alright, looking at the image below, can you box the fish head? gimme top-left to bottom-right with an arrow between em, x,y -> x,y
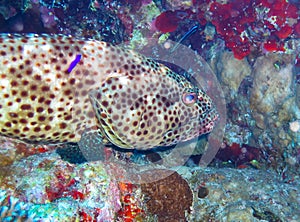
89,58 -> 218,150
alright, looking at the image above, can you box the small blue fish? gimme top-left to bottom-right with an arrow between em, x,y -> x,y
171,25 -> 199,52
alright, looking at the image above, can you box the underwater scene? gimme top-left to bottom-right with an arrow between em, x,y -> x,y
0,0 -> 299,221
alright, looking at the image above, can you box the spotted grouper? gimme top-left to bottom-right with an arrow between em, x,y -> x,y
0,33 -> 218,152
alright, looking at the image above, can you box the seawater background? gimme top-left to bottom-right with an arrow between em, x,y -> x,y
0,0 -> 299,221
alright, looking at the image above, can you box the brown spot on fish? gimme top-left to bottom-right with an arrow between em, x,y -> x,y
9,67 -> 16,73
59,122 -> 67,129
38,116 -> 46,121
20,91 -> 28,97
13,129 -> 20,134
44,100 -> 51,105
45,125 -> 51,131
41,86 -> 50,92
5,122 -> 12,127
20,104 -> 31,110
34,127 -> 41,132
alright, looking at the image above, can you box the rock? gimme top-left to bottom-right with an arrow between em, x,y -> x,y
247,53 -> 300,164
252,112 -> 265,129
216,51 -> 252,102
250,53 -> 294,115
225,204 -> 255,222
186,167 -> 299,221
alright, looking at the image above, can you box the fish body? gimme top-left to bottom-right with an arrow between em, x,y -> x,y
0,34 -> 217,150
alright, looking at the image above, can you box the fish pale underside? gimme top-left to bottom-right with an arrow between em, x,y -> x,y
0,33 -> 218,154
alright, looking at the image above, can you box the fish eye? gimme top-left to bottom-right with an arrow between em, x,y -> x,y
182,92 -> 197,105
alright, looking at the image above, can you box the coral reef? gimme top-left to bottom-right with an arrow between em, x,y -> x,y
0,151 -> 120,221
208,51 -> 300,175
183,166 -> 300,221
153,0 -> 300,59
0,147 -> 299,221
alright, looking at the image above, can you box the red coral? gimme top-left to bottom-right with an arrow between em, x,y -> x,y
209,0 -> 299,59
79,210 -> 93,222
79,208 -> 102,222
226,36 -> 251,59
274,25 -> 293,39
263,39 -> 279,52
210,2 -> 232,22
46,178 -> 77,202
117,182 -> 144,221
154,9 -> 192,33
154,11 -> 179,33
263,37 -> 285,52
266,0 -> 298,19
15,143 -> 55,157
68,190 -> 85,200
45,166 -> 87,202
216,142 -> 261,167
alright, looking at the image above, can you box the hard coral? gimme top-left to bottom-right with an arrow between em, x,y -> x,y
0,189 -> 33,221
140,169 -> 192,222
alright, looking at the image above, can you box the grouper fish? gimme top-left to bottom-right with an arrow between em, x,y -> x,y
0,33 -> 218,151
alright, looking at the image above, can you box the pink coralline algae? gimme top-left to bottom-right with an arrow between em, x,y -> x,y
154,0 -> 300,59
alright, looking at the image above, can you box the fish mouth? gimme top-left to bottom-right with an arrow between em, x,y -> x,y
198,108 -> 218,134
166,107 -> 218,143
